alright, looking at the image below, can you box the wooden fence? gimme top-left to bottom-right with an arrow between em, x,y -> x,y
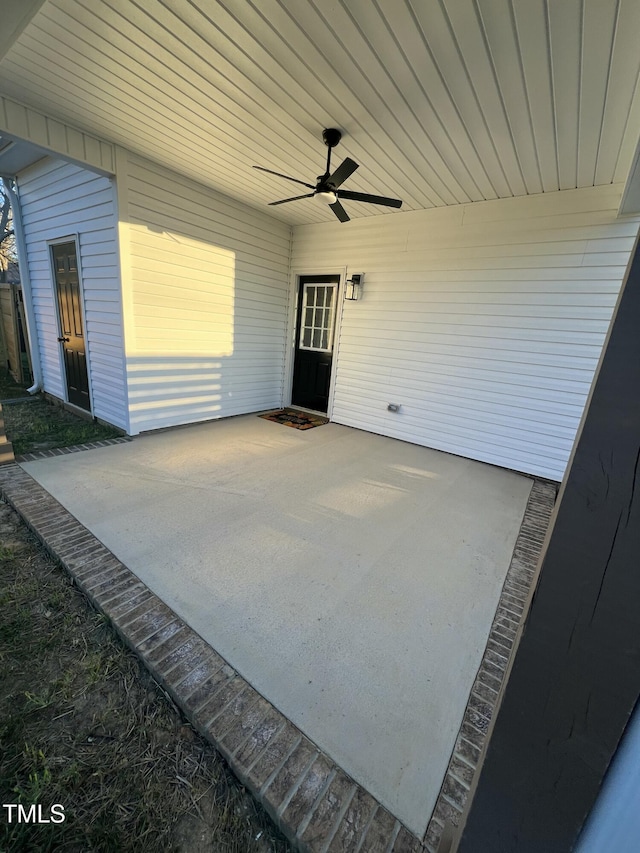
0,283 -> 31,383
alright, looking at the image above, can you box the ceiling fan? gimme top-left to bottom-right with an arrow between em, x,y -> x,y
253,128 -> 403,222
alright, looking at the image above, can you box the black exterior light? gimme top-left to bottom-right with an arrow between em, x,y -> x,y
345,273 -> 363,300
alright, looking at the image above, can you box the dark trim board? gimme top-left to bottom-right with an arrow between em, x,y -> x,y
458,232 -> 640,853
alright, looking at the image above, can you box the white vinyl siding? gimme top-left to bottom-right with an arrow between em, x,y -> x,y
291,185 -> 640,481
16,158 -> 127,429
118,152 -> 291,433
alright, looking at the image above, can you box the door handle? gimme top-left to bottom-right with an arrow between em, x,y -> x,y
57,336 -> 70,342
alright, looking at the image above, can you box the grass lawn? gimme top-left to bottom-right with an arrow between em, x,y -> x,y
0,368 -> 31,400
0,500 -> 292,852
2,395 -> 123,456
1,368 -> 124,456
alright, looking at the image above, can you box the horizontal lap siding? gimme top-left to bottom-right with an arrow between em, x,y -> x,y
17,159 -> 127,429
291,185 -> 639,480
121,153 -> 291,432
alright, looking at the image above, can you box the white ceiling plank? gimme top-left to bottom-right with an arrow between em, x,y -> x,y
28,1 -> 340,221
322,0 -> 477,203
441,0 -> 527,197
0,0 -> 638,220
407,0 -> 513,199
30,7 -> 292,165
206,2 -> 422,213
87,0 -> 325,180
149,0 -> 338,168
512,0 -> 559,192
429,0 -> 514,197
356,0 -> 489,202
0,0 -> 47,62
272,0 -> 462,205
475,0 -> 543,195
214,0 -> 441,208
50,0 -> 345,223
578,0 -> 619,188
547,0 -> 581,190
595,0 -> 640,185
6,36 -> 282,207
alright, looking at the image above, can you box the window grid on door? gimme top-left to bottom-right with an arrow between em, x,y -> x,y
299,283 -> 337,352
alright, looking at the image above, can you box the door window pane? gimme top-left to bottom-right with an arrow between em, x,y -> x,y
299,283 -> 337,352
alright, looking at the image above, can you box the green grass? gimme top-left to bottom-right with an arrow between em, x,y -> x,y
0,500 -> 292,853
2,396 -> 122,455
0,368 -> 31,400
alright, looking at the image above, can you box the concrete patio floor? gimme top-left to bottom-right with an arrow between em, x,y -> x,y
21,415 -> 534,837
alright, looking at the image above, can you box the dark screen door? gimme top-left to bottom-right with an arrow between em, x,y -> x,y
291,275 -> 340,413
52,242 -> 90,411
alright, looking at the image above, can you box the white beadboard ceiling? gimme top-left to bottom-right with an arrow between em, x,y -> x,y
1,0 -> 640,225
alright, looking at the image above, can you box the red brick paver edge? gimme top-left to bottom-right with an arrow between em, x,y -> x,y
0,462 -> 421,853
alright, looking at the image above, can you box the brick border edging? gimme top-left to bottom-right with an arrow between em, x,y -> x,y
423,479 -> 557,852
15,436 -> 131,462
0,463 -> 422,853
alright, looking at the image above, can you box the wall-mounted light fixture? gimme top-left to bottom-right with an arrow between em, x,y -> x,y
345,273 -> 363,301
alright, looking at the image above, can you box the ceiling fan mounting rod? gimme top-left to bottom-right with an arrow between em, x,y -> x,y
322,127 -> 341,178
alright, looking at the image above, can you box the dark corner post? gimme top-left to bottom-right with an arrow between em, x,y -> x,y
456,230 -> 640,853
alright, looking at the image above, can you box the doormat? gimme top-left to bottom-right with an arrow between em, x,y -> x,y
258,408 -> 328,430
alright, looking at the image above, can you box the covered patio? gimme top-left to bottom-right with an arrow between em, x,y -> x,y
12,414 -> 554,845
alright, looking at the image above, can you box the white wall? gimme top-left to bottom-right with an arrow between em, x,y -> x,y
17,158 -> 127,429
116,151 -> 292,433
291,186 -> 639,480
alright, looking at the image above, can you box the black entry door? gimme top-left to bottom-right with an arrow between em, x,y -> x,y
291,275 -> 340,413
52,242 -> 91,411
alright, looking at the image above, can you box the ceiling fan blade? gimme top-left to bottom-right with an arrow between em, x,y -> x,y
253,166 -> 315,189
329,199 -> 350,222
328,157 -> 359,189
268,193 -> 315,206
337,189 -> 403,208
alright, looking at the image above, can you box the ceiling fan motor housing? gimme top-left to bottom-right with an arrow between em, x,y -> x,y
322,128 -> 342,148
